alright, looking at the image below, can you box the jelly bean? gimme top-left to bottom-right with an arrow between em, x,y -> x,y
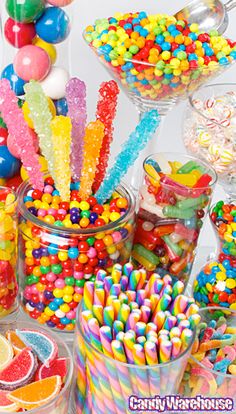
176,194 -> 208,210
163,205 -> 195,219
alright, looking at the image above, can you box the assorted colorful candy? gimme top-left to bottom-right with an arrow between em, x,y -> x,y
75,262 -> 201,413
0,188 -> 18,318
132,154 -> 215,285
19,177 -> 135,331
184,89 -> 236,179
180,309 -> 236,400
0,328 -> 70,411
84,12 -> 236,103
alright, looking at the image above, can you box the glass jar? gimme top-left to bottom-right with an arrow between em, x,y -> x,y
180,307 -> 236,409
0,319 -> 73,414
72,302 -> 196,414
17,180 -> 136,332
131,152 -> 217,287
183,83 -> 236,200
0,186 -> 18,319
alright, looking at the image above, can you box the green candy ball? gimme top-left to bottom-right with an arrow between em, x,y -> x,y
6,0 -> 45,23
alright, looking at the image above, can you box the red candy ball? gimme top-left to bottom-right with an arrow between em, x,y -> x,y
4,18 -> 36,48
0,128 -> 8,146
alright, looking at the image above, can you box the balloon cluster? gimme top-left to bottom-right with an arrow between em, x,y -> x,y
0,0 -> 73,183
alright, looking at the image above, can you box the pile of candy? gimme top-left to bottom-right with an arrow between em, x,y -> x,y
0,188 -> 18,318
184,90 -> 236,177
84,12 -> 236,102
19,177 -> 135,331
132,154 -> 215,285
76,262 -> 200,413
180,309 -> 236,399
0,328 -> 70,411
193,200 -> 236,308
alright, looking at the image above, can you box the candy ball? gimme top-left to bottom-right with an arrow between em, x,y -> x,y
0,146 -> 20,178
7,129 -> 39,159
1,64 -> 25,96
47,0 -> 74,6
35,7 -> 70,44
22,97 -> 56,129
6,0 -> 45,24
21,155 -> 48,181
33,37 -> 57,64
54,98 -> 68,115
4,18 -> 36,48
0,128 -> 8,146
6,174 -> 23,191
13,45 -> 51,81
39,67 -> 69,100
0,178 -> 6,186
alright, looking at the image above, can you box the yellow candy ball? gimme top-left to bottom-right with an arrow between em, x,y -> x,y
60,303 -> 70,313
21,156 -> 48,181
34,37 -> 57,64
58,251 -> 68,262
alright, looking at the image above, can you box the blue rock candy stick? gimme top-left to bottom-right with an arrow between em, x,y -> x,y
95,110 -> 160,204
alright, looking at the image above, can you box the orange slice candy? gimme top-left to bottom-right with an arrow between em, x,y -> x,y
6,331 -> 26,355
8,375 -> 62,410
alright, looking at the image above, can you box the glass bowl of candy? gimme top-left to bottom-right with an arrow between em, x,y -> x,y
83,12 -> 236,114
180,307 -> 236,407
17,176 -> 136,333
184,83 -> 236,199
131,152 -> 217,287
0,319 -> 73,413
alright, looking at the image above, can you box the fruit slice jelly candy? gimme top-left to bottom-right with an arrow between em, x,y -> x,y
6,331 -> 26,355
0,390 -> 18,412
0,348 -> 38,390
0,334 -> 13,370
8,375 -> 62,410
16,329 -> 58,367
36,357 -> 68,381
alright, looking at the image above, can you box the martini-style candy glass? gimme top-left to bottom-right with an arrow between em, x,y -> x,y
83,13 -> 236,191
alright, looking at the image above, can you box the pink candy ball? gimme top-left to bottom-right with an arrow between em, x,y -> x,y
13,45 -> 51,81
46,0 -> 74,6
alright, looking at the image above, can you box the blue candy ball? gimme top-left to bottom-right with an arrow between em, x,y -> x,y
54,97 -> 68,115
1,64 -> 26,96
35,7 -> 70,44
0,146 -> 20,178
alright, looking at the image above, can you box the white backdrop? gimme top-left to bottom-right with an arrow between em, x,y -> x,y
69,0 -> 236,253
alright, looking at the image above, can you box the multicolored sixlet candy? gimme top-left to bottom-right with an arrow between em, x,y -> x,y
84,12 -> 236,103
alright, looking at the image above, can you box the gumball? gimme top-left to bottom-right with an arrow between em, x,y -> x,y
0,146 -> 20,178
13,45 -> 51,81
33,37 -> 57,64
22,97 -> 56,129
21,155 -> 48,181
7,129 -> 39,158
1,64 -> 25,96
4,18 -> 36,48
5,175 -> 23,191
6,0 -> 45,24
54,98 -> 68,115
0,178 -> 6,186
40,67 -> 69,100
0,128 -> 8,146
35,7 -> 70,44
47,0 -> 74,6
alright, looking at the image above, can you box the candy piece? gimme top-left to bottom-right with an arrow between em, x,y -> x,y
14,45 -> 51,82
0,390 -> 18,412
35,357 -> 67,380
4,18 -> 36,48
8,375 -> 62,410
16,329 -> 58,367
66,78 -> 87,181
40,67 -> 70,100
0,335 -> 13,370
35,7 -> 70,44
24,81 -> 54,176
93,80 -> 119,192
0,348 -> 37,390
6,0 -> 45,23
5,331 -> 26,355
50,116 -> 72,201
0,79 -> 44,190
79,121 -> 105,200
95,110 -> 160,204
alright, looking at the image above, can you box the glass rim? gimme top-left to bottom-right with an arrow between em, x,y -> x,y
188,82 -> 236,127
17,176 -> 136,236
76,301 -> 196,370
143,152 -> 218,189
0,320 -> 74,413
190,306 -> 236,379
0,186 -> 17,209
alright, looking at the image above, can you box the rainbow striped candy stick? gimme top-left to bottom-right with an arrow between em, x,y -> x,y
133,344 -> 150,398
144,341 -> 160,397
